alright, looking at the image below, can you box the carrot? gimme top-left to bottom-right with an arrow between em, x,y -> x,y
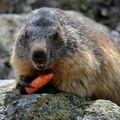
25,73 -> 54,94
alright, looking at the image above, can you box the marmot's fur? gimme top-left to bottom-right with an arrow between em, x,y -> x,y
11,7 -> 120,105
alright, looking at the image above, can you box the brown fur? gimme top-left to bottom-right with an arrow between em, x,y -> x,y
11,8 -> 120,105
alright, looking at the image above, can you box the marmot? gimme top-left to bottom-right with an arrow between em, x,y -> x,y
11,7 -> 120,105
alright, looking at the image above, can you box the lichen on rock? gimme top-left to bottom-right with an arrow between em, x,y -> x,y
0,80 -> 120,120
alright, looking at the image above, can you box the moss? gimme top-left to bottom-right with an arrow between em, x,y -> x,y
36,94 -> 70,109
82,100 -> 120,120
43,109 -> 68,120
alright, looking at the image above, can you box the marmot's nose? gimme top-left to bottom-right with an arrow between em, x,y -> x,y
32,50 -> 47,64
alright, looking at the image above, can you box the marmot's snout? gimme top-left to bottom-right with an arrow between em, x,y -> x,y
32,50 -> 48,70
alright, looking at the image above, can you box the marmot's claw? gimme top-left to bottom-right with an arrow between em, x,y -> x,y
20,75 -> 35,83
18,80 -> 30,87
16,75 -> 35,94
16,83 -> 28,95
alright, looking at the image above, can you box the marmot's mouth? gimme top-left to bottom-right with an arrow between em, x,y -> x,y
37,64 -> 46,70
33,61 -> 56,73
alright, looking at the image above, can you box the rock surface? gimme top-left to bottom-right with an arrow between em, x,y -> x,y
0,14 -> 26,79
0,80 -> 120,120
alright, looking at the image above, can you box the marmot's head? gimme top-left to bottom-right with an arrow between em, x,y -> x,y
16,8 -> 78,70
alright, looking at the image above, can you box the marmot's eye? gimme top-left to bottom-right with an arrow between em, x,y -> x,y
24,31 -> 29,39
50,32 -> 64,49
53,32 -> 59,40
19,30 -> 28,46
50,32 -> 59,41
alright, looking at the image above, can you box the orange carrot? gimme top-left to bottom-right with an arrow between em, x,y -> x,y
25,73 -> 54,94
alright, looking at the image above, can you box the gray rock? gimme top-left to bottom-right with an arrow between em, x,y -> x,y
0,14 -> 26,79
0,0 -> 31,13
0,80 -> 120,120
110,30 -> 120,48
0,14 -> 26,50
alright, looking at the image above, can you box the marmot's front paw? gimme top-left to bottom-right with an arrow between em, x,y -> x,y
16,75 -> 36,94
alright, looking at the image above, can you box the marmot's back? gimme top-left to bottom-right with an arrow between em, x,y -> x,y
11,7 -> 120,105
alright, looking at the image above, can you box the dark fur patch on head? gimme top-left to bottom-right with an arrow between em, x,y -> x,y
27,8 -> 60,38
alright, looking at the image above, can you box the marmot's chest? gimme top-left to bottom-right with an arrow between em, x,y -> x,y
50,63 -> 83,94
